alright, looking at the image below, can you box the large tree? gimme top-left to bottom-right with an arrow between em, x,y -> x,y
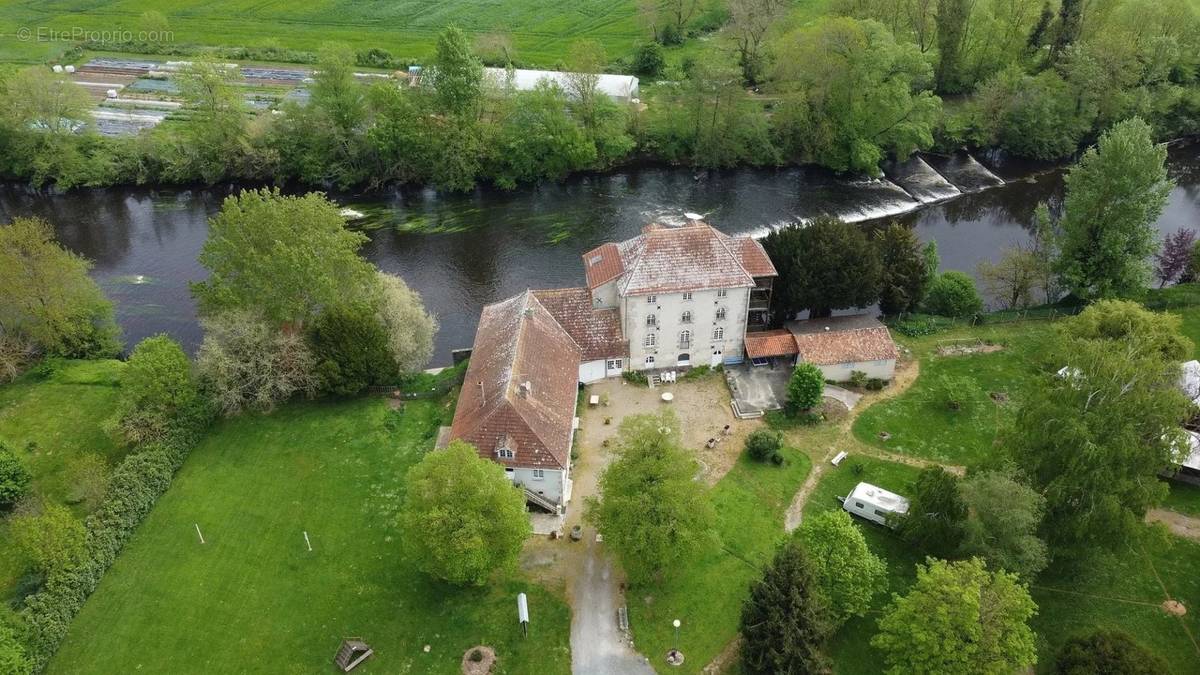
399,441 -> 530,585
1,68 -> 92,135
728,0 -> 788,84
898,466 -> 968,558
1058,299 -> 1192,362
428,26 -> 483,117
762,218 -> 881,320
935,0 -> 972,93
875,223 -> 929,315
959,468 -> 1048,579
872,558 -> 1037,675
375,272 -> 437,373
196,310 -> 319,416
1006,306 -> 1192,554
309,303 -> 394,397
1054,630 -> 1168,675
797,509 -> 886,626
740,540 -> 832,674
0,217 -> 120,358
773,17 -> 941,174
192,188 -> 376,329
172,59 -> 246,184
587,412 -> 715,584
1056,118 -> 1173,300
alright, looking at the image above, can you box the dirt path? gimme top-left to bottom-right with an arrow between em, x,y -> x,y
1147,508 -> 1200,542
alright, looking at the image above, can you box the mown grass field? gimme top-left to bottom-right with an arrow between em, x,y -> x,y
0,0 -> 645,65
49,396 -> 571,674
0,359 -> 126,605
853,321 -> 1052,467
628,444 -> 812,674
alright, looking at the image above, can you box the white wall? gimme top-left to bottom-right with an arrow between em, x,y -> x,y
579,360 -> 606,383
592,280 -> 619,309
814,359 -> 896,383
509,467 -> 568,505
625,287 -> 750,370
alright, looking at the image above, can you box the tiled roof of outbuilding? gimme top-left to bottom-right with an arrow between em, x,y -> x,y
787,315 -> 899,366
532,287 -> 627,361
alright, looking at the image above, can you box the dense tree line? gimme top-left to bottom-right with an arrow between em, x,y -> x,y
6,0 -> 1195,193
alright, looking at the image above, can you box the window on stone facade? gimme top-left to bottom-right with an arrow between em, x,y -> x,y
644,334 -> 656,347
681,310 -> 692,324
645,355 -> 656,367
679,330 -> 692,347
647,313 -> 656,327
647,295 -> 657,303
712,327 -> 724,341
682,292 -> 693,301
717,289 -> 727,298
533,469 -> 545,480
715,307 -> 727,321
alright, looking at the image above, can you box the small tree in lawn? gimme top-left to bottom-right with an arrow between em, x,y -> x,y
588,412 -> 715,584
399,441 -> 530,586
924,271 -> 983,318
740,540 -> 832,674
9,500 -> 86,577
1154,228 -> 1196,287
788,362 -> 824,412
0,442 -> 31,509
872,557 -> 1037,675
1054,630 -> 1167,675
933,374 -> 982,412
797,510 -> 886,627
897,466 -> 968,558
0,620 -> 31,675
111,334 -> 197,444
744,429 -> 782,462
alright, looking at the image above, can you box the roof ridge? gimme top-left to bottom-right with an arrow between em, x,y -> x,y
710,224 -> 756,284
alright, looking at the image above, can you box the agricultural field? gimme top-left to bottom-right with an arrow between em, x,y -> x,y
0,0 -> 647,66
0,359 -> 126,606
48,396 -> 571,674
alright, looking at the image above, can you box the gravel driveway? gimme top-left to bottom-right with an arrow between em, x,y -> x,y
570,533 -> 655,675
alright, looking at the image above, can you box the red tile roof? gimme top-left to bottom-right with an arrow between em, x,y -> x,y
744,330 -> 799,359
582,242 -> 625,288
532,287 -> 627,361
788,315 -> 899,365
583,221 -> 776,296
449,292 -> 581,471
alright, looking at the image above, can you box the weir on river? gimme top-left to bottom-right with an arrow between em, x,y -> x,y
1,141 -> 1197,364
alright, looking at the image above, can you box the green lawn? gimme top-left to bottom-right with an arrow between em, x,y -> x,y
0,1 -> 645,66
0,359 -> 126,604
49,396 -> 571,674
627,445 -> 812,674
1163,479 -> 1200,517
853,323 -> 1051,467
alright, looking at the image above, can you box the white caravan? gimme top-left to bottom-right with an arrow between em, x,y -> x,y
842,482 -> 910,527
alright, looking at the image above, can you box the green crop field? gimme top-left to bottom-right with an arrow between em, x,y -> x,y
0,0 -> 645,65
48,396 -> 571,674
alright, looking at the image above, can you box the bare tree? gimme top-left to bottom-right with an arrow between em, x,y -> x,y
637,0 -> 661,42
729,0 -> 788,84
665,0 -> 702,32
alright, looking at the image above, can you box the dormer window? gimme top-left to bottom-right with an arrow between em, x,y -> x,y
496,435 -> 516,459
681,310 -> 692,324
682,292 -> 693,301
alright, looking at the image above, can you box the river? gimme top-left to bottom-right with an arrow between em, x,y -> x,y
2,142 -> 1198,366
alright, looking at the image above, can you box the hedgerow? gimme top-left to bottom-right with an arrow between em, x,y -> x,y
17,400 -> 214,671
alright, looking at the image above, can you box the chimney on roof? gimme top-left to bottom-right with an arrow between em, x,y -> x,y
519,380 -> 533,399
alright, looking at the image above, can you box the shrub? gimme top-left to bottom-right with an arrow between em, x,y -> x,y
0,443 -> 32,508
848,370 -> 867,389
31,357 -> 64,381
112,334 -> 196,444
788,363 -> 825,412
196,310 -> 318,416
64,453 -> 109,510
1054,630 -> 1167,675
622,370 -> 649,386
865,378 -> 885,391
632,43 -> 665,77
933,374 -> 982,411
8,500 -> 86,576
0,620 -> 31,675
897,467 -> 968,557
745,429 -> 782,462
924,271 -> 983,318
